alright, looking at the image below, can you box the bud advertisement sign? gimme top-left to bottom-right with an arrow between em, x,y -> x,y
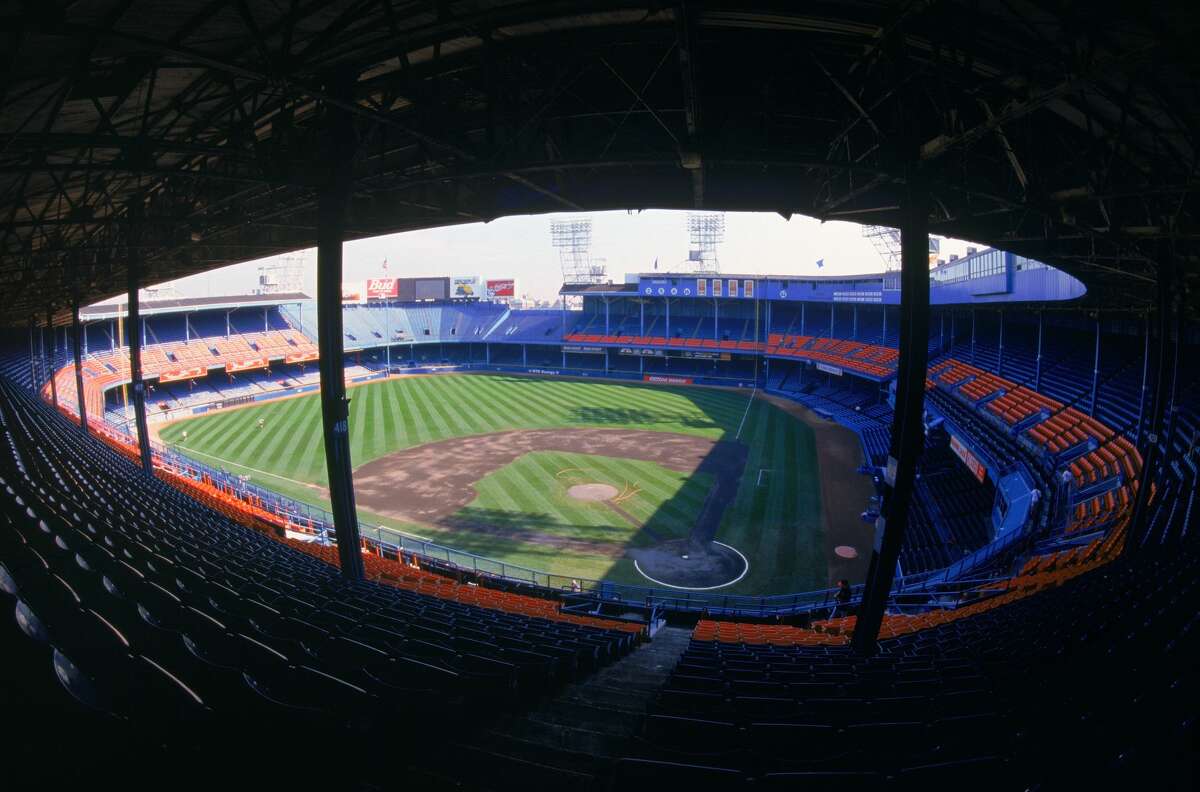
452,276 -> 481,298
365,278 -> 398,299
486,278 -> 516,298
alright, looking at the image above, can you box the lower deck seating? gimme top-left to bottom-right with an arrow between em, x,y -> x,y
0,377 -> 640,757
641,518 -> 1194,788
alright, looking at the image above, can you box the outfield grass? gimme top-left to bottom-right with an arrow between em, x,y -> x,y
159,374 -> 826,593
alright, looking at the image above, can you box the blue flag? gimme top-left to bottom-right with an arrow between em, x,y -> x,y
816,258 -> 824,269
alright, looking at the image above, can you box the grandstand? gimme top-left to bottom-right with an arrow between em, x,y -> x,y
1,3 -> 1196,790
11,250 -> 1195,787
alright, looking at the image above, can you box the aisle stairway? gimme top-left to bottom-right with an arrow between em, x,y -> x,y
425,626 -> 694,790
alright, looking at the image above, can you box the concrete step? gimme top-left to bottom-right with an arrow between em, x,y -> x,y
499,715 -> 626,757
441,623 -> 696,787
530,698 -> 641,737
472,729 -> 609,775
558,682 -> 649,713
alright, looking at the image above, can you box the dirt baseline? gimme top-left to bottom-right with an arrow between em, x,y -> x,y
349,428 -> 748,558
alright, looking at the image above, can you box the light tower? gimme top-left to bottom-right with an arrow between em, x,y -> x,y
256,251 -> 307,295
863,225 -> 940,290
686,212 -> 725,273
551,217 -> 604,284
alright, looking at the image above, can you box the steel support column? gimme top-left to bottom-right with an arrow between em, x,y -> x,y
997,310 -> 1004,378
1035,311 -> 1044,391
1162,303 -> 1183,468
851,174 -> 929,655
1090,315 -> 1101,416
315,70 -> 364,581
28,316 -> 37,388
970,308 -> 976,364
46,307 -> 58,409
1136,314 -> 1150,444
71,296 -> 87,434
127,239 -> 153,473
1127,253 -> 1174,551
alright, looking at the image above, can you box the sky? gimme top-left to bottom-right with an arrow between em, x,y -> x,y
138,210 -> 980,303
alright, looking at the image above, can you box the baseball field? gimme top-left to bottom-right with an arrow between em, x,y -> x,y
156,374 -> 873,594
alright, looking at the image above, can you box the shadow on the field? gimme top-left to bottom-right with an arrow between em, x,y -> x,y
441,506 -> 671,547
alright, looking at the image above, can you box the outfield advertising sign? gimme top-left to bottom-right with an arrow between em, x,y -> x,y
619,347 -> 665,357
563,345 -> 606,354
451,276 -> 481,298
365,278 -> 398,299
341,282 -> 363,303
486,278 -> 515,297
644,374 -> 693,385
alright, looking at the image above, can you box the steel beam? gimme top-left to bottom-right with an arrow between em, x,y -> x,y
46,306 -> 58,409
1090,315 -> 1101,416
852,171 -> 929,655
997,310 -> 1004,378
28,316 -> 37,389
1035,311 -> 1044,391
1136,313 -> 1150,445
71,296 -> 87,434
1126,252 -> 1174,550
126,241 -> 153,473
315,70 -> 365,581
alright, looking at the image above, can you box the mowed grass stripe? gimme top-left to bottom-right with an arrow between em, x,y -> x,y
250,396 -> 313,472
163,374 -> 829,593
460,376 -> 528,425
381,375 -> 409,448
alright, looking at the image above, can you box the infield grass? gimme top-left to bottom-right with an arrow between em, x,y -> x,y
158,374 -> 828,593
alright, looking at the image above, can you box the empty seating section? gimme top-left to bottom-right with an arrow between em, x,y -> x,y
0,377 -> 642,740
493,309 -> 567,342
767,335 -> 898,379
561,330 -> 900,380
43,329 -> 319,423
641,506 -> 1196,787
929,358 -> 1143,536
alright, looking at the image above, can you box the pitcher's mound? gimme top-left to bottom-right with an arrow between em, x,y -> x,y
568,483 -> 619,502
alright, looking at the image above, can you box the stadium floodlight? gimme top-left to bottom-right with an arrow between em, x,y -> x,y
863,225 -> 943,290
686,212 -> 725,273
551,217 -> 605,284
255,251 -> 307,295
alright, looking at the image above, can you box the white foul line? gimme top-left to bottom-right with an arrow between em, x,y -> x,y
734,386 -> 757,441
171,444 -> 314,490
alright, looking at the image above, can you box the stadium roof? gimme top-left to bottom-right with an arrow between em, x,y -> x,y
81,291 -> 310,318
2,1 -> 1196,326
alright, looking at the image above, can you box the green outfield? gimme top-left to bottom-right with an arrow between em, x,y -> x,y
158,374 -> 826,593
